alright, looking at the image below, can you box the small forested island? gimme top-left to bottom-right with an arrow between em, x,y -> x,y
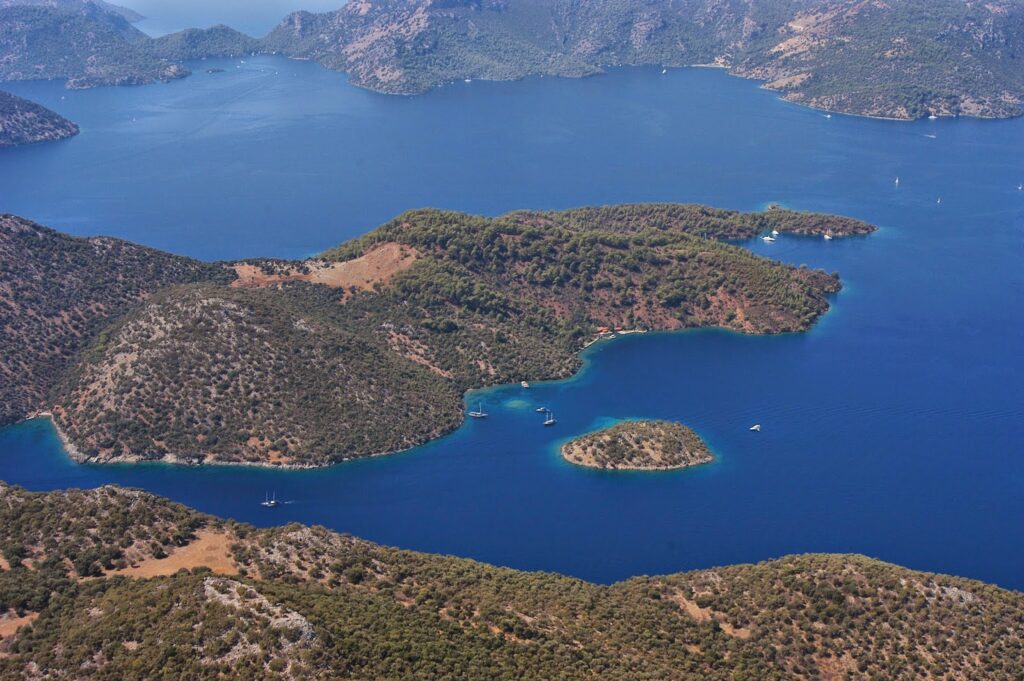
0,483 -> 1021,679
1,204 -> 875,467
0,91 -> 78,147
1,0 -> 1023,119
562,420 -> 713,471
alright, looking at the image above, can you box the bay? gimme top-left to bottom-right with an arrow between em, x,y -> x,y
1,62 -> 1022,588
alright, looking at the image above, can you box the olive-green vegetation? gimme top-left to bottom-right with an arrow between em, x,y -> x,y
0,4 -> 187,88
562,419 -> 713,471
261,0 -> 1024,120
0,483 -> 1021,680
46,204 -> 860,466
151,24 -> 260,61
0,0 -> 143,23
505,203 -> 877,240
0,215 -> 230,428
0,90 -> 78,147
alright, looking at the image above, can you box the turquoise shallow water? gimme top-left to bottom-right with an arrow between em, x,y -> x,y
1,61 -> 1022,587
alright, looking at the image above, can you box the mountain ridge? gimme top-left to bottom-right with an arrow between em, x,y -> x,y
2,0 -> 1023,119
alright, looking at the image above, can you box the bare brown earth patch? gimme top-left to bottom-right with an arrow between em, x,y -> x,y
106,529 -> 238,579
231,242 -> 419,297
672,592 -> 752,640
0,611 -> 37,638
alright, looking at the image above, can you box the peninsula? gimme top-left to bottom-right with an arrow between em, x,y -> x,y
562,420 -> 713,471
0,91 -> 78,147
1,0 -> 1023,120
0,482 -> 1021,679
1,204 -> 875,467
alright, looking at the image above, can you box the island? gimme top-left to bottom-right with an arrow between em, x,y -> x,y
0,482 -> 1021,679
1,0 -> 1023,120
1,203 -> 875,467
562,420 -> 713,471
0,91 -> 79,147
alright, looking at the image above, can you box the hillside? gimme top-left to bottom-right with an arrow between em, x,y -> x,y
0,0 -> 144,23
0,4 -> 186,88
0,483 -> 1020,679
0,91 -> 78,147
151,25 -> 260,61
262,0 -> 1024,120
0,215 -> 228,428
41,205 -> 871,467
561,420 -> 714,471
2,0 -> 1021,119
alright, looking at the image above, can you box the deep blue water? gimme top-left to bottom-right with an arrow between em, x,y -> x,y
1,61 -> 1022,588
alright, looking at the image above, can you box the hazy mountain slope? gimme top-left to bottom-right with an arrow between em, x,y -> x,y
0,4 -> 186,87
263,0 -> 1024,119
0,90 -> 78,146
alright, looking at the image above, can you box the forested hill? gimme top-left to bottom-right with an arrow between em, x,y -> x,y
2,204 -> 873,467
0,4 -> 187,88
0,483 -> 1020,679
2,0 -> 1024,119
0,90 -> 78,147
261,0 -> 1024,120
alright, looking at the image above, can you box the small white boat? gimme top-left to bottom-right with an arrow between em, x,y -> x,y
464,78 -> 472,83
662,68 -> 668,74
936,197 -> 942,204
536,407 -> 548,413
895,176 -> 900,186
749,424 -> 761,432
825,114 -> 832,119
1018,184 -> 1022,191
771,229 -> 780,237
468,403 -> 488,418
823,233 -> 833,241
261,492 -> 279,508
928,114 -> 938,120
544,412 -> 557,426
521,381 -> 530,389
762,236 -> 776,243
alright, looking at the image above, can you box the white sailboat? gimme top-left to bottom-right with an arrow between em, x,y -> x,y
762,235 -> 776,243
544,411 -> 557,426
469,403 -> 488,418
749,424 -> 761,432
521,381 -> 530,389
261,492 -> 279,508
823,233 -> 833,241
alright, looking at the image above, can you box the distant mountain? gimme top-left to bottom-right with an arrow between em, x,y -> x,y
151,24 -> 260,61
2,205 -> 873,467
0,90 -> 78,146
0,482 -> 1022,679
1,0 -> 1021,118
0,4 -> 186,88
0,0 -> 143,23
262,0 -> 1024,120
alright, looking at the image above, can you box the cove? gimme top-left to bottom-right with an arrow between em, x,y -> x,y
1,61 -> 1022,589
